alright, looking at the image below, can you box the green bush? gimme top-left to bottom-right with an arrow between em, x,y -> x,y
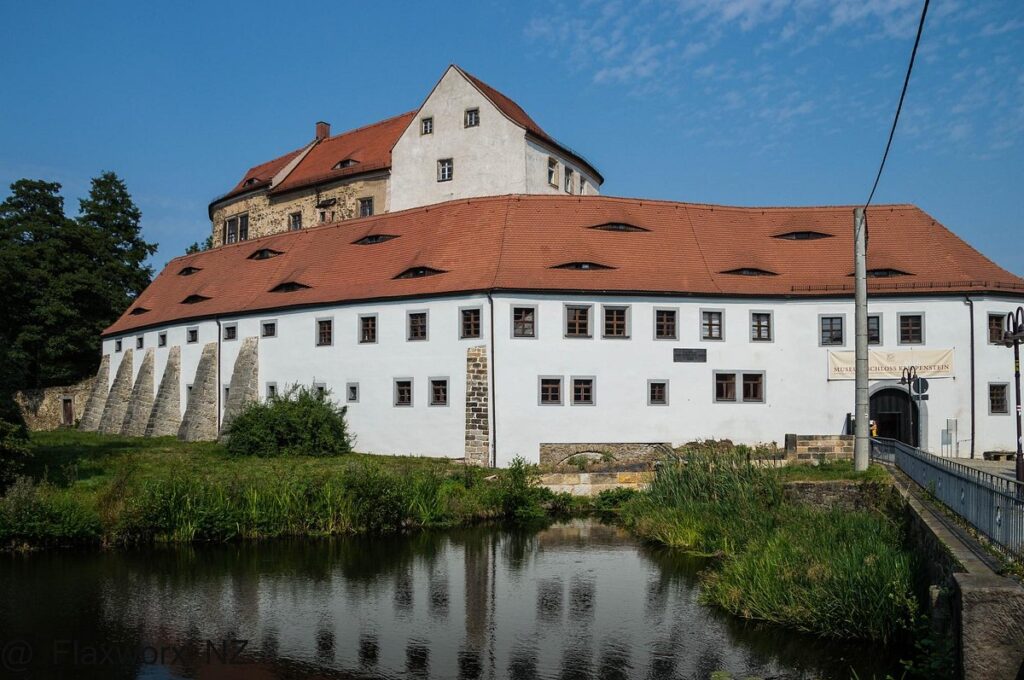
224,384 -> 353,457
0,477 -> 100,544
0,397 -> 31,489
493,456 -> 547,523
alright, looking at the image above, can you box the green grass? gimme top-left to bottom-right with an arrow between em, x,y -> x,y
1,431 -> 561,546
779,459 -> 891,483
619,449 -> 916,641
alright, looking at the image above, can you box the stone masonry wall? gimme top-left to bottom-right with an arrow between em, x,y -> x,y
211,174 -> 389,247
784,434 -> 854,462
539,442 -> 673,466
98,349 -> 133,434
15,376 -> 95,431
78,354 -> 110,431
146,346 -> 181,437
220,337 -> 259,434
120,349 -> 155,437
178,343 -> 218,442
464,346 -> 490,466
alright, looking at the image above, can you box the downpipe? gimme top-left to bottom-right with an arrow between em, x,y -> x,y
963,297 -> 975,458
487,292 -> 497,468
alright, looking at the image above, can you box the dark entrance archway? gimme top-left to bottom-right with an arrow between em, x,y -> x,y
870,388 -> 919,447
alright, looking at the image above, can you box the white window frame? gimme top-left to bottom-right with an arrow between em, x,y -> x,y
288,211 -> 302,231
420,117 -> 433,135
547,157 -> 558,187
464,108 -> 480,128
564,167 -> 574,194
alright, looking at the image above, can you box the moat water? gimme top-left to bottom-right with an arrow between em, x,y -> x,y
0,520 -> 901,679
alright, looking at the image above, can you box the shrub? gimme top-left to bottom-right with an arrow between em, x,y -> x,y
224,384 -> 353,457
0,397 -> 31,489
0,477 -> 101,544
493,456 -> 547,523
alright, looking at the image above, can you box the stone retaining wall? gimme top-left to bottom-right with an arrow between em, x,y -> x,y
14,376 -> 95,430
78,355 -> 110,432
784,434 -> 854,462
146,346 -> 181,437
221,337 -> 259,433
120,349 -> 154,437
539,442 -> 672,466
98,349 -> 133,434
178,343 -> 218,442
539,471 -> 653,496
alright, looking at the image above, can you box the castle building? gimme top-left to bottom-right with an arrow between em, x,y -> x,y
82,69 -> 1024,466
208,65 -> 602,247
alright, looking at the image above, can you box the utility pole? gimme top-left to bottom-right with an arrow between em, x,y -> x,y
854,207 -> 870,471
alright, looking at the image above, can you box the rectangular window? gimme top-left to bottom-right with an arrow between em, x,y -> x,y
430,378 -> 449,406
742,373 -> 765,402
359,315 -> 377,343
750,312 -> 772,342
579,178 -> 587,195
648,380 -> 668,406
565,305 -> 591,338
136,336 -> 144,349
261,320 -> 277,338
898,314 -> 924,345
464,108 -> 480,127
158,332 -> 167,347
289,212 -> 302,231
223,385 -> 230,404
715,373 -> 736,402
820,316 -> 844,346
359,197 -> 374,217
513,306 -> 536,338
346,382 -> 359,403
539,377 -> 563,405
564,168 -> 574,194
437,158 -> 454,182
421,117 -> 433,135
224,217 -> 238,244
655,309 -> 677,340
187,327 -> 198,344
572,377 -> 595,405
115,339 -> 122,352
319,210 -> 334,223
238,214 -> 249,241
547,157 -> 558,186
989,383 -> 1009,414
266,383 -> 277,399
314,382 -> 327,398
603,306 -> 629,338
408,312 -> 428,341
461,308 -> 481,339
988,314 -> 1006,344
316,319 -> 333,346
223,324 -> 237,341
868,315 -> 881,345
186,384 -> 193,406
702,310 -> 723,340
394,379 -> 413,407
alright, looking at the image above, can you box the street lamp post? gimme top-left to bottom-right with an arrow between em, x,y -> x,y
1003,307 -> 1024,483
900,366 -> 919,448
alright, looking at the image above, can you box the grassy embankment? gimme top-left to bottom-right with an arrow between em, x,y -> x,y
0,430 -> 599,546
619,446 -> 916,641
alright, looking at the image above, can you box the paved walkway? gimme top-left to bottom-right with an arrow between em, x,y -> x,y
957,457 -> 1017,482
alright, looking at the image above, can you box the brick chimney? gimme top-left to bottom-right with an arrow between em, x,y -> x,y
315,121 -> 330,140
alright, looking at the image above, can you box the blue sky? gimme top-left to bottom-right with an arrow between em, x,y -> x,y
1,1 -> 1021,275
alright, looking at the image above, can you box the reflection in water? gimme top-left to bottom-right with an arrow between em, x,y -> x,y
0,520 -> 903,679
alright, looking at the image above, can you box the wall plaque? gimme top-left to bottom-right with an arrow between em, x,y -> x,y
673,348 -> 707,363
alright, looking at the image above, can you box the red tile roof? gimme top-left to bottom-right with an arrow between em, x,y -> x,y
107,195 -> 1024,336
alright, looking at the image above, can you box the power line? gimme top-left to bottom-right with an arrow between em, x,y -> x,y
865,0 -> 931,209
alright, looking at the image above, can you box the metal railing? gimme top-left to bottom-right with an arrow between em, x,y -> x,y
871,437 -> 1024,560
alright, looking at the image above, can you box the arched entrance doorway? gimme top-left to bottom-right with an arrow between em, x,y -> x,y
870,388 -> 920,447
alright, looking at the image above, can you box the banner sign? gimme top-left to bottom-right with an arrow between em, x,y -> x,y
827,349 -> 954,380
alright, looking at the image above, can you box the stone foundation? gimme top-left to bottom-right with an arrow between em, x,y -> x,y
784,434 -> 854,462
178,343 -> 218,442
98,350 -> 133,434
539,471 -> 654,496
14,376 -> 95,430
221,337 -> 259,434
146,346 -> 181,437
539,442 -> 673,467
120,349 -> 155,437
78,355 -> 110,432
464,346 -> 489,466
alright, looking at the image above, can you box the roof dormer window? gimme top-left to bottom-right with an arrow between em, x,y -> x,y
866,268 -> 911,278
178,266 -> 201,276
129,307 -> 150,316
773,231 -> 833,240
353,234 -> 399,246
181,294 -> 210,304
552,262 -> 614,271
589,222 -> 649,233
395,266 -> 445,279
248,248 -> 283,260
334,158 -> 359,170
243,178 -> 259,187
721,268 -> 778,276
270,281 -> 311,293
